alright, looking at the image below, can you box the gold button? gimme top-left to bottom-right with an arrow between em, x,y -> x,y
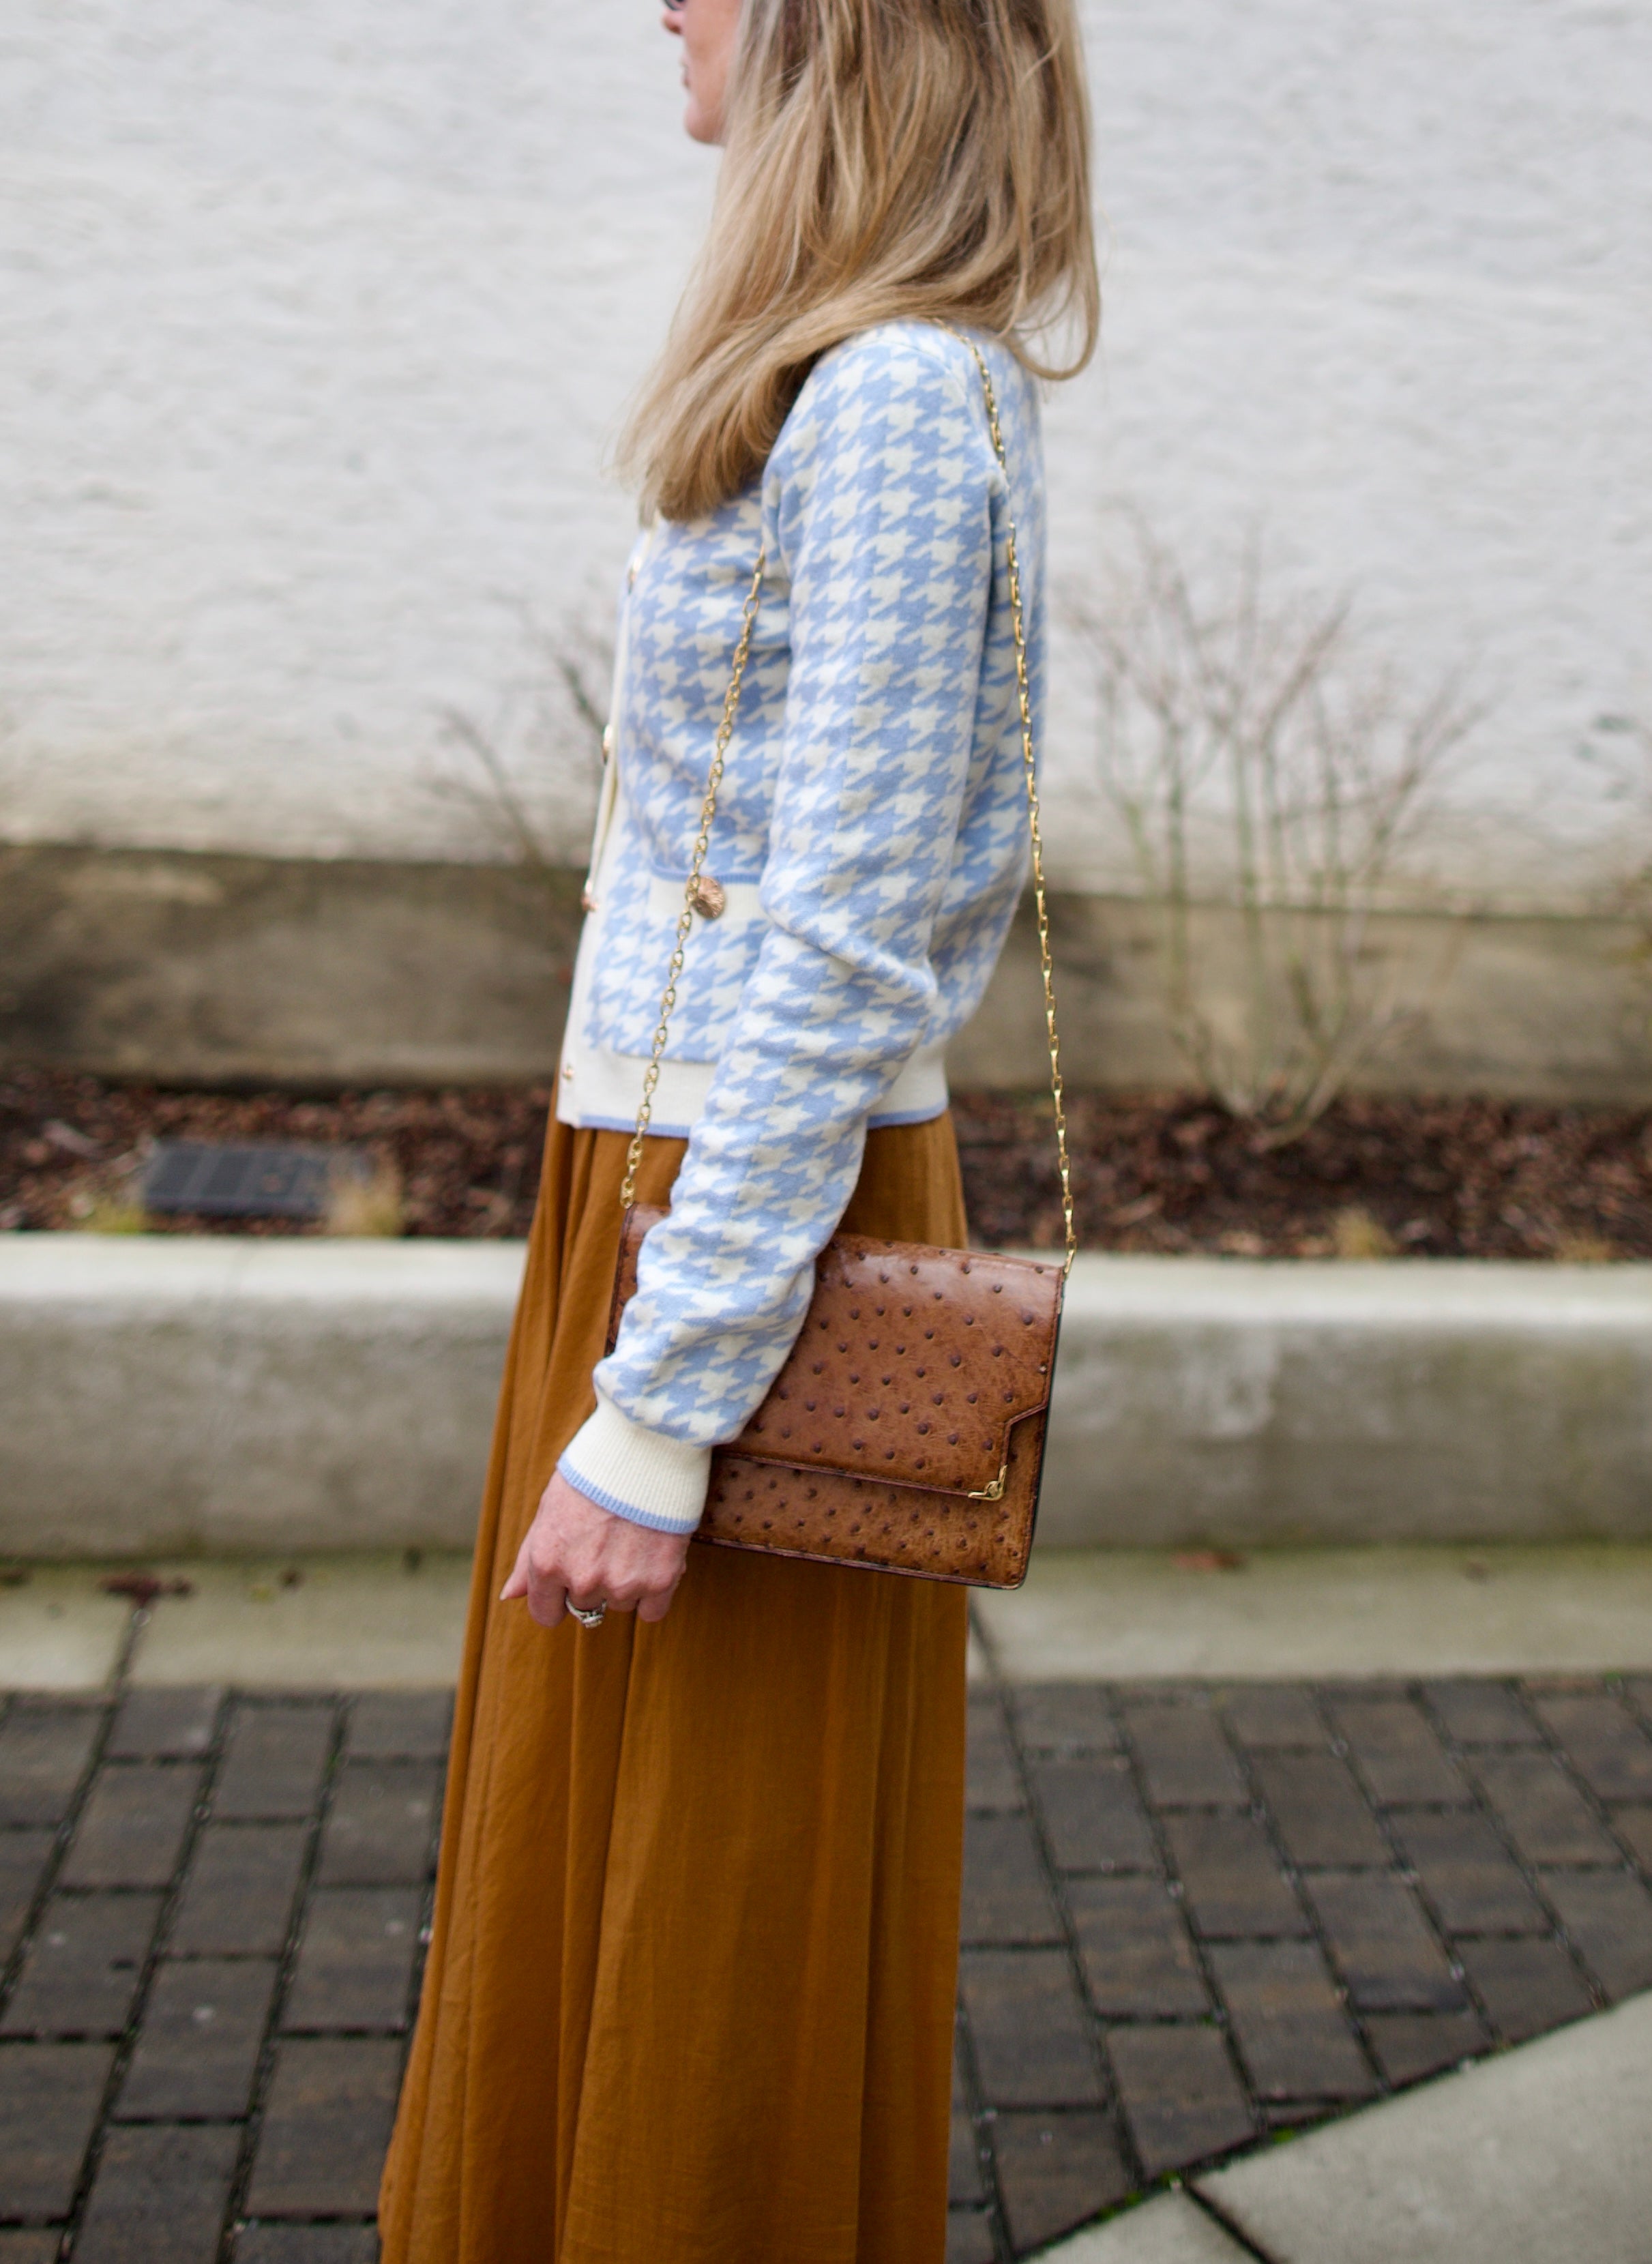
688,874 -> 726,920
601,724 -> 614,761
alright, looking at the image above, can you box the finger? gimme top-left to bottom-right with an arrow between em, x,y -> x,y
527,1575 -> 567,1630
500,1535 -> 532,1602
635,1580 -> 681,1625
525,1550 -> 570,1628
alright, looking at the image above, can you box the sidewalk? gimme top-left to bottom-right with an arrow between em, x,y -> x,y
1,1548 -> 1650,2261
10,1542 -> 1652,1694
1060,1992 -> 1652,2263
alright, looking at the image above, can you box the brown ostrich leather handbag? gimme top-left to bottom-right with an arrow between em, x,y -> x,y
606,338 -> 1073,1591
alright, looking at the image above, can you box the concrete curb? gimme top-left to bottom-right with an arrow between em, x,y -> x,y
0,1235 -> 524,1555
3,1237 -> 1652,1555
1192,1987 -> 1652,2264
1045,1990 -> 1652,2262
1041,1254 -> 1652,1547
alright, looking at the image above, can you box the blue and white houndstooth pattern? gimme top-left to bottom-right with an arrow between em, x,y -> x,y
559,323 -> 1047,1532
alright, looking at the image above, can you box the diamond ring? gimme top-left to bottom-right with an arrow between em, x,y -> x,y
566,1600 -> 607,1630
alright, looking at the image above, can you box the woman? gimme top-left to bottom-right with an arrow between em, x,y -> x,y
379,3 -> 1097,2258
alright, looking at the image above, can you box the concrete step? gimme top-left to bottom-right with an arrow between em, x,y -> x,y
3,1235 -> 1651,1556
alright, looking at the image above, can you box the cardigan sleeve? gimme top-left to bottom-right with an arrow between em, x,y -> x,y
558,331 -> 1001,1534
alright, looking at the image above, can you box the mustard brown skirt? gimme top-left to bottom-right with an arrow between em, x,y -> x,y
378,1115 -> 971,2264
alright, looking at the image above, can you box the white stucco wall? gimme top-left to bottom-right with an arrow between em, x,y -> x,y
1,0 -> 1649,906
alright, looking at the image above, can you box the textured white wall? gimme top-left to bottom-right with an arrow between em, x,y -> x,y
1,0 -> 1649,905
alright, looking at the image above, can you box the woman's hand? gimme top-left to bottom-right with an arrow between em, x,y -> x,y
501,1469 -> 691,1629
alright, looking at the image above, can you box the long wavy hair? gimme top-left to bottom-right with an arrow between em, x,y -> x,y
622,0 -> 1100,522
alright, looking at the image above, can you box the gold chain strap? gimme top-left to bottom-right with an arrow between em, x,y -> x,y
951,334 -> 1076,1273
618,336 -> 1076,1276
619,551 -> 767,1208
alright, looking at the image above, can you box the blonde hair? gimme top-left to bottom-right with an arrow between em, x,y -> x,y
623,0 -> 1100,523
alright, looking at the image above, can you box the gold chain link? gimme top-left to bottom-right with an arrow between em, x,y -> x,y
619,333 -> 1075,1276
949,333 -> 1078,1274
619,551 -> 767,1209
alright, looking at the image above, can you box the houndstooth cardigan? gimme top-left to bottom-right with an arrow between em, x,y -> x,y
557,321 -> 1047,1534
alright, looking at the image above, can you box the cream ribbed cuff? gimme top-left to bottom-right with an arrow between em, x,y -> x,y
557,1392 -> 711,1535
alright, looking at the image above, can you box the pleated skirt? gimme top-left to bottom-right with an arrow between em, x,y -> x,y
378,1113 -> 971,2264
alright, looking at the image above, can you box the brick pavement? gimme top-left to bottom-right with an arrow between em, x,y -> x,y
947,1673 -> 1652,2262
1,1674 -> 1650,2262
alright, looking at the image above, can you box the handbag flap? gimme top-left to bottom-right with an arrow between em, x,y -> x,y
608,1205 -> 1063,1497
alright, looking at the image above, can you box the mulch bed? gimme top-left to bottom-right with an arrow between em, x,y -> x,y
0,1070 -> 550,1242
955,1088 -> 1652,1260
5,1064 -> 1652,1259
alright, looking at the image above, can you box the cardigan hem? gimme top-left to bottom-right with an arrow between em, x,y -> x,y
555,1035 -> 952,1139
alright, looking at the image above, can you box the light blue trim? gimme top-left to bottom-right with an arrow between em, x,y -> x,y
556,1453 -> 700,1535
578,1097 -> 941,1138
567,1110 -> 698,1138
867,1100 -> 949,1129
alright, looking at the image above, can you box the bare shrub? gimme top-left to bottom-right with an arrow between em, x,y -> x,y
429,600 -> 613,866
1065,515 -> 1485,1144
1576,714 -> 1652,1026
1576,711 -> 1652,891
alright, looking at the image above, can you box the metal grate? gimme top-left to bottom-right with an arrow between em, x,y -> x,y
141,1140 -> 368,1220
